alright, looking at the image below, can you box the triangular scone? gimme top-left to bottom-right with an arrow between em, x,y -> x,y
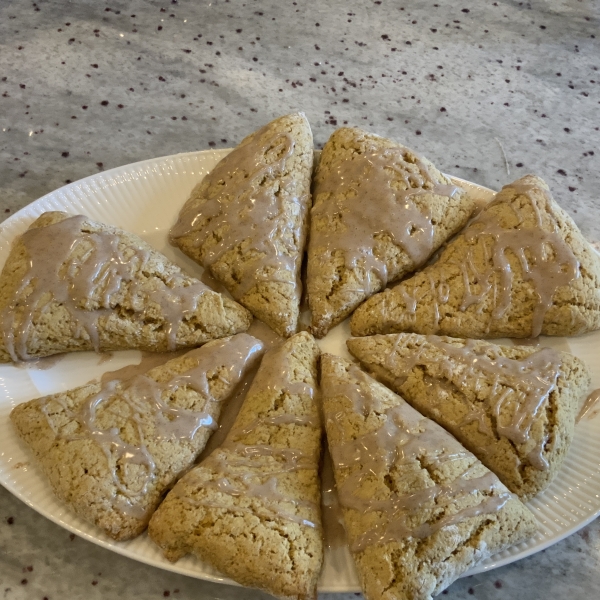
306,127 -> 475,338
351,175 -> 600,339
148,332 -> 322,600
321,354 -> 537,600
10,333 -> 264,540
348,333 -> 590,500
170,114 -> 314,338
0,211 -> 252,362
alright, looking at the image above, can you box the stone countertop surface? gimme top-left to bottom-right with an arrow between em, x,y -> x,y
0,0 -> 599,599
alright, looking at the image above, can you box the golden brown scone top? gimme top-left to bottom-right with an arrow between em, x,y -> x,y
307,127 -> 475,338
10,333 -> 264,540
148,332 -> 323,600
321,352 -> 537,600
348,332 -> 591,500
351,175 -> 600,339
0,211 -> 252,362
171,113 -> 314,338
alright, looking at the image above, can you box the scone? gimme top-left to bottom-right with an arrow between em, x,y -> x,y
10,333 -> 264,540
348,333 -> 591,500
148,332 -> 323,600
170,113 -> 314,338
351,175 -> 600,339
321,354 -> 537,600
307,127 -> 475,338
0,211 -> 252,362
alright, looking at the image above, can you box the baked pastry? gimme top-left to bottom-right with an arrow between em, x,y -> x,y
351,175 -> 600,339
307,127 -> 475,338
148,332 -> 322,599
347,333 -> 591,499
148,332 -> 323,600
10,333 -> 264,540
321,353 -> 537,600
170,113 -> 314,338
0,211 -> 252,362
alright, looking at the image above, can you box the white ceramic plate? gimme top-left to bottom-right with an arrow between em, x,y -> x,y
0,149 -> 599,593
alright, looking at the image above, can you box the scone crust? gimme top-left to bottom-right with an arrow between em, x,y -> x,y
0,211 -> 252,362
171,113 -> 314,338
351,175 -> 600,339
148,332 -> 323,600
10,334 -> 264,540
307,127 -> 475,338
321,354 -> 537,600
347,333 -> 591,500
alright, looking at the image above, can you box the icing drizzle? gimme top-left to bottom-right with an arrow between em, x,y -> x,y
458,180 -> 580,337
577,388 -> 600,423
386,179 -> 581,338
175,339 -> 321,529
39,334 -> 264,519
323,362 -> 512,552
2,215 -> 210,361
381,335 -> 563,470
310,140 -> 460,295
170,128 -> 308,300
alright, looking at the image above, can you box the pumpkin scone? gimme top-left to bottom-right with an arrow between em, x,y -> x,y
351,175 -> 600,339
148,332 -> 323,600
0,211 -> 252,362
348,333 -> 590,500
170,113 -> 314,338
307,127 -> 475,338
10,333 -> 264,540
321,354 -> 537,600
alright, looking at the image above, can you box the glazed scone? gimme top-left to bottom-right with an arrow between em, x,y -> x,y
321,354 -> 537,600
10,334 -> 264,540
347,333 -> 591,500
170,113 -> 314,338
351,175 -> 600,339
0,211 -> 252,362
148,332 -> 323,600
307,127 -> 475,338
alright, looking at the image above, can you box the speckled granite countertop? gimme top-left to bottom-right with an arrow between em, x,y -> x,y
1,0 -> 599,599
